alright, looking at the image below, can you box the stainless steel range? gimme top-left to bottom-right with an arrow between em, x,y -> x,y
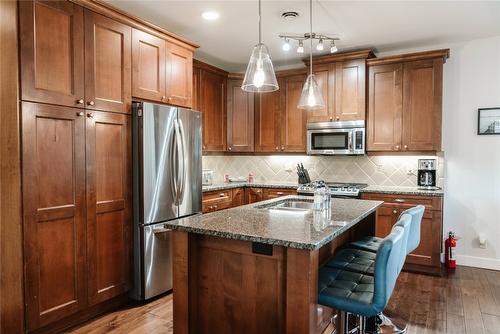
297,181 -> 368,198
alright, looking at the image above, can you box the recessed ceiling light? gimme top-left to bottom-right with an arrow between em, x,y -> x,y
201,11 -> 219,21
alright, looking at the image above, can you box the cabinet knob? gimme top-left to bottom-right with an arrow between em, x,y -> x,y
228,147 -> 232,151
329,117 -> 333,121
275,146 -> 279,150
336,117 -> 340,121
213,205 -> 217,209
161,96 -> 166,101
87,112 -> 94,118
277,192 -> 284,195
87,100 -> 95,106
203,145 -> 206,150
76,99 -> 84,105
257,190 -> 261,193
76,111 -> 84,116
395,145 -> 400,150
404,145 -> 408,150
281,146 -> 284,151
168,97 -> 173,101
393,209 -> 398,214
209,206 -> 213,210
219,193 -> 225,197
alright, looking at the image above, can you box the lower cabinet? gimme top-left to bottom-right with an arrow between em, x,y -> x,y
203,187 -> 297,212
21,102 -> 132,331
361,192 -> 443,275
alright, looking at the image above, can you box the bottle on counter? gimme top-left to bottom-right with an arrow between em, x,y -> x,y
224,174 -> 229,183
313,186 -> 325,211
248,173 -> 254,183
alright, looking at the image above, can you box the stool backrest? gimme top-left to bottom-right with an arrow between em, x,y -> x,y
394,214 -> 412,272
372,225 -> 406,313
399,205 -> 425,254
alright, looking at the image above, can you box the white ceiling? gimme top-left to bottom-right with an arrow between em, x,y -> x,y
106,0 -> 500,72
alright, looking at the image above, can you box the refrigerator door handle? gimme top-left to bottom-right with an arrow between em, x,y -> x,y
177,118 -> 187,204
171,120 -> 179,205
173,119 -> 183,205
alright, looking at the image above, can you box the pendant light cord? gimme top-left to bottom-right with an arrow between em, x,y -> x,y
309,0 -> 313,76
258,0 -> 262,44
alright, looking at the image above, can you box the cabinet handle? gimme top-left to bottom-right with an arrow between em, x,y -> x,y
257,190 -> 261,193
275,146 -> 279,150
76,111 -> 84,116
277,192 -> 284,195
203,145 -> 206,150
394,198 -> 405,203
76,99 -> 84,105
209,206 -> 213,210
329,117 -> 333,121
228,147 -> 232,151
281,146 -> 284,151
213,205 -> 217,209
168,97 -> 173,101
219,193 -> 226,197
87,113 -> 94,118
404,145 -> 408,150
161,96 -> 166,101
395,145 -> 400,150
393,210 -> 398,214
87,100 -> 95,106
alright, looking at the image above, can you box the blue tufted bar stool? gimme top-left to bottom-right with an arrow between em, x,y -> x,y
318,223 -> 408,334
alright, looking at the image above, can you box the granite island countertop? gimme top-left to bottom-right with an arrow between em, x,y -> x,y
164,195 -> 383,250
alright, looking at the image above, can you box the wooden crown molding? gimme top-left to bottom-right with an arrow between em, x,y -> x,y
193,59 -> 229,76
367,49 -> 450,66
303,49 -> 375,66
71,0 -> 199,51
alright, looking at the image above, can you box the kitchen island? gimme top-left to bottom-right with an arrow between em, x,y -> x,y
165,196 -> 383,334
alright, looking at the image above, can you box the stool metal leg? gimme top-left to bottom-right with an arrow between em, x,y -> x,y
378,313 -> 407,334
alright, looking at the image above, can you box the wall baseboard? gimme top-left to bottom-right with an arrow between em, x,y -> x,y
456,254 -> 500,271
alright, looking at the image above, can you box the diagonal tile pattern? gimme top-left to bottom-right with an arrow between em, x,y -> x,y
202,154 -> 445,187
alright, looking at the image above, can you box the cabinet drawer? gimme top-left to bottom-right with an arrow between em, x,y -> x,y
202,190 -> 233,213
361,193 -> 442,211
263,188 -> 296,200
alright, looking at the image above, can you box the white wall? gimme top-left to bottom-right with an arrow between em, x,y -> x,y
441,36 -> 500,270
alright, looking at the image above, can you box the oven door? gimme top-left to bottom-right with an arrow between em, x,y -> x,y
307,128 -> 353,155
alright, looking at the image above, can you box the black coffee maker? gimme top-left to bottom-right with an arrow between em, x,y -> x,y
417,159 -> 438,190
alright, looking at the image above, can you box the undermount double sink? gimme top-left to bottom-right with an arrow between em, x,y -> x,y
255,198 -> 315,212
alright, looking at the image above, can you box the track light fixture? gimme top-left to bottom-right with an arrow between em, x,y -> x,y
278,33 -> 339,54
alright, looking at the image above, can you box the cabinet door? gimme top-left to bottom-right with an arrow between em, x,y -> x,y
227,79 -> 254,152
132,28 -> 166,102
402,59 -> 443,151
255,88 -> 281,152
367,64 -> 403,151
374,205 -> 400,238
166,43 -> 193,108
22,102 -> 87,331
306,66 -> 333,123
405,210 -> 441,268
245,188 -> 264,204
85,10 -> 131,113
281,74 -> 307,152
86,111 -> 132,305
232,188 -> 245,207
200,70 -> 226,152
20,0 -> 85,108
335,60 -> 366,121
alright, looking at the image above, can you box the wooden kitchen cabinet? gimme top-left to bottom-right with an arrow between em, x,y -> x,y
132,28 -> 166,102
245,187 -> 264,204
334,59 -> 366,121
232,187 -> 245,207
86,111 -> 132,306
263,188 -> 297,200
361,192 -> 443,275
305,66 -> 332,123
194,61 -> 227,152
281,74 -> 308,152
255,88 -> 282,152
166,43 -> 193,108
202,189 -> 233,213
227,79 -> 254,152
84,10 -> 131,114
22,102 -> 87,330
20,0 -> 85,108
367,50 -> 448,153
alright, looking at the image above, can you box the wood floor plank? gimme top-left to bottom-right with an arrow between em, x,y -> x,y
482,314 -> 500,334
446,313 -> 466,334
464,316 -> 485,334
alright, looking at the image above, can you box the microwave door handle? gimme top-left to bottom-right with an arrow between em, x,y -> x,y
348,132 -> 353,152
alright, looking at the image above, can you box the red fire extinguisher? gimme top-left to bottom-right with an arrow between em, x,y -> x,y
445,232 -> 457,270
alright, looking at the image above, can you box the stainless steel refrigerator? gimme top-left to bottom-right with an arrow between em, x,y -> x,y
131,102 -> 202,300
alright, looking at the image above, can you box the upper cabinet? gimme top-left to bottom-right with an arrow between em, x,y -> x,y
305,65 -> 332,123
84,11 -> 131,113
226,79 -> 254,152
281,73 -> 308,152
367,50 -> 448,153
193,61 -> 227,152
255,89 -> 281,152
20,1 -> 85,108
165,43 -> 193,108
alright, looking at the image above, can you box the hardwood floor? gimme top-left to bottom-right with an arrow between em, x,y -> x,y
68,266 -> 500,334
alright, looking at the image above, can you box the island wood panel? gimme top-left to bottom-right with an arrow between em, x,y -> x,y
193,236 -> 286,334
306,66 -> 333,123
367,63 -> 403,151
165,43 -> 193,108
402,59 -> 443,151
86,111 -> 132,305
255,88 -> 281,152
22,102 -> 87,331
199,69 -> 226,152
20,0 -> 85,108
84,10 -> 131,113
281,74 -> 307,152
334,59 -> 366,121
227,79 -> 254,152
131,28 -> 166,102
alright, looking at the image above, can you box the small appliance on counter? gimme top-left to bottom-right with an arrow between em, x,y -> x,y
202,169 -> 214,186
417,159 -> 440,190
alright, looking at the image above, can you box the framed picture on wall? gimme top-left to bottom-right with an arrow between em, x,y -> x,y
478,107 -> 500,135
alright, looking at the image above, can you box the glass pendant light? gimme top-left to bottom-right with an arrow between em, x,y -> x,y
298,0 -> 325,110
242,0 -> 279,92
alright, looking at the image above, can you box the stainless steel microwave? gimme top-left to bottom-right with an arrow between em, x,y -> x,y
306,120 -> 365,155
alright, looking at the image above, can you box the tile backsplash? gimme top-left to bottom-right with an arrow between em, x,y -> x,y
202,154 -> 445,187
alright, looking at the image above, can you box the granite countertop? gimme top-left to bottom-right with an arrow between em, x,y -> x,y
164,195 -> 383,250
361,185 -> 444,197
202,182 -> 298,192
